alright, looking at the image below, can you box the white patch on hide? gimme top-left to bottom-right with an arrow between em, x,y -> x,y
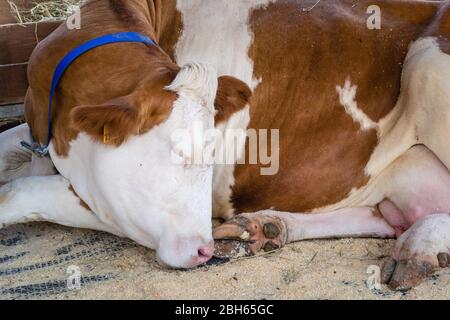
336,79 -> 378,131
311,37 -> 450,213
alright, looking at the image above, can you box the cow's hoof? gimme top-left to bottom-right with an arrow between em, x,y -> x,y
381,257 -> 435,291
213,213 -> 287,258
381,213 -> 450,291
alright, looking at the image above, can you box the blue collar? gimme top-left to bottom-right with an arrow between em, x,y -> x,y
21,32 -> 159,157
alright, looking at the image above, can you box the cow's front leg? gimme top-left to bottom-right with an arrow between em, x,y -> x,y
0,175 -> 120,236
0,124 -> 56,187
0,124 -> 32,186
213,207 -> 395,258
213,213 -> 289,257
381,213 -> 450,291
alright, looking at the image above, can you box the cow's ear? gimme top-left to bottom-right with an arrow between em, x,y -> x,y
214,76 -> 252,124
70,96 -> 140,146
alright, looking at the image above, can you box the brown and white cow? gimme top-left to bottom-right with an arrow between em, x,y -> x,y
0,0 -> 251,269
1,0 -> 450,290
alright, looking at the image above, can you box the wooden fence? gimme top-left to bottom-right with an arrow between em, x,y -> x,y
0,0 -> 61,106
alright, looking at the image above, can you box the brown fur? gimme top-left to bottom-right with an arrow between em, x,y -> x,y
25,0 -> 249,157
68,185 -> 92,212
71,102 -> 140,146
109,0 -> 138,24
25,0 -> 174,156
26,0 -> 450,217
215,76 -> 252,124
109,0 -> 156,36
230,0 -> 446,213
70,70 -> 177,146
154,0 -> 183,59
373,205 -> 384,219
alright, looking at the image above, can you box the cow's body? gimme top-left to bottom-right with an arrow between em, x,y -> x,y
170,0 -> 450,216
1,0 -> 450,290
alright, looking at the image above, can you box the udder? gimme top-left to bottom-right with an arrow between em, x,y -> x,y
376,145 -> 450,237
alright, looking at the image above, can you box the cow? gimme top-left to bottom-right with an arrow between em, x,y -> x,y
1,0 -> 450,291
0,0 -> 252,269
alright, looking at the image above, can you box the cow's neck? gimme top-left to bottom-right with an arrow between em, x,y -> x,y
105,0 -> 177,43
144,0 -> 182,60
170,1 -> 278,219
27,0 -> 181,156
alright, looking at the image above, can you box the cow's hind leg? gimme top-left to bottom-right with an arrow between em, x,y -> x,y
0,175 -> 120,236
381,214 -> 450,291
373,145 -> 450,290
213,207 -> 395,258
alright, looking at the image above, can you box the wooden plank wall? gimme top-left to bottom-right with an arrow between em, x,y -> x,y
0,1 -> 14,24
0,0 -> 61,105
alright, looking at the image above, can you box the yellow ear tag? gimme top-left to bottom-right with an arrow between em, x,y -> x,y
103,125 -> 109,144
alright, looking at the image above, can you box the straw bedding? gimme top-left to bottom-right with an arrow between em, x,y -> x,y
7,0 -> 84,23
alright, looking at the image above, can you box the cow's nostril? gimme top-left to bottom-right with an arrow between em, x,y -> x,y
197,243 -> 214,264
198,246 -> 213,259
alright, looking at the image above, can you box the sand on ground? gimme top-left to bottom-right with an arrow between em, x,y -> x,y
0,222 -> 449,300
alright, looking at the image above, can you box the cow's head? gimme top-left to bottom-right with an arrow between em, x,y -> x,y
68,63 -> 251,268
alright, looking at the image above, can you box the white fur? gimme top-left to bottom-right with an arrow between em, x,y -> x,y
367,37 -> 450,174
392,214 -> 450,263
45,63 -> 218,269
336,79 -> 378,131
30,155 -> 56,176
175,0 -> 276,218
166,62 -> 218,108
0,175 -> 118,234
255,207 -> 395,242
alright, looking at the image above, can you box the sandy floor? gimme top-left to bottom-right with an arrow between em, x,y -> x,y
0,222 -> 449,300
